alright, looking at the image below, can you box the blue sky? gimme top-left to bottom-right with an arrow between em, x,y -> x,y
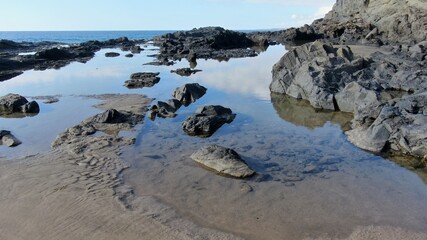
1,0 -> 335,31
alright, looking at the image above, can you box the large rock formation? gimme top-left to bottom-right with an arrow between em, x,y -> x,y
270,39 -> 427,159
271,41 -> 377,110
152,27 -> 260,62
315,0 -> 427,44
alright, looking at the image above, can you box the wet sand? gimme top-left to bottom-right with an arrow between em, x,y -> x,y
0,94 -> 426,240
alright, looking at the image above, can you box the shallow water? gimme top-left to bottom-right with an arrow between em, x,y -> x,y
1,44 -> 427,239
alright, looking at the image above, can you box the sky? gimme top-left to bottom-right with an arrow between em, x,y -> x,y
0,0 -> 336,31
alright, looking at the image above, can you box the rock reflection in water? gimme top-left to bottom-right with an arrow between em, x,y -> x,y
271,93 -> 353,130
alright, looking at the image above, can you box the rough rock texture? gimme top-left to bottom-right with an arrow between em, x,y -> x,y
172,83 -> 207,106
271,39 -> 427,158
124,72 -> 160,89
182,105 -> 236,137
191,144 -> 255,178
315,0 -> 427,44
271,41 -> 372,110
0,130 -> 21,147
0,94 -> 40,115
150,99 -> 182,119
152,27 -> 259,63
347,92 -> 427,158
248,24 -> 321,45
52,108 -> 143,148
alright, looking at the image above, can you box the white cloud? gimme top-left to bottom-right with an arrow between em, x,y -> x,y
283,3 -> 334,28
245,0 -> 335,7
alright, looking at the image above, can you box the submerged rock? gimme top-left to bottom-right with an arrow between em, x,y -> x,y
191,144 -> 255,178
182,105 -> 236,137
0,94 -> 40,115
172,83 -> 207,106
105,52 -> 120,57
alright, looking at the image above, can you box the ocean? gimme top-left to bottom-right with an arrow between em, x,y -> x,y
0,30 -> 175,43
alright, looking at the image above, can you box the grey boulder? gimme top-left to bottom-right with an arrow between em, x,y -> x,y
0,130 -> 21,147
172,83 -> 207,106
0,94 -> 40,114
191,144 -> 255,178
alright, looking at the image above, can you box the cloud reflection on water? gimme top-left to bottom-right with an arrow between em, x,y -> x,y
188,45 -> 287,101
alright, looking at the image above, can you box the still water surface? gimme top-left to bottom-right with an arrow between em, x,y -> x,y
1,45 -> 427,239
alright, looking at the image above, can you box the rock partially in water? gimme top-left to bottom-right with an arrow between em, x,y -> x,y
151,99 -> 182,119
0,94 -> 40,115
347,92 -> 427,158
170,68 -> 202,77
124,72 -> 160,89
271,41 -> 367,110
105,52 -> 120,57
0,130 -> 21,147
172,83 -> 207,106
153,27 -> 259,62
182,105 -> 236,137
191,144 -> 255,178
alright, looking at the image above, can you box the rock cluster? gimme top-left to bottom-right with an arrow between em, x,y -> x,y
0,37 -> 146,81
152,27 -> 261,63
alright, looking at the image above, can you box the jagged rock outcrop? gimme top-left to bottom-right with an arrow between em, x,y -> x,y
271,41 -> 376,110
270,39 -> 427,158
152,27 -> 259,62
314,0 -> 427,44
347,92 -> 427,158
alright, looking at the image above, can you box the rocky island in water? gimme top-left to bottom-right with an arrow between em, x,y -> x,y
1,0 -> 427,240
